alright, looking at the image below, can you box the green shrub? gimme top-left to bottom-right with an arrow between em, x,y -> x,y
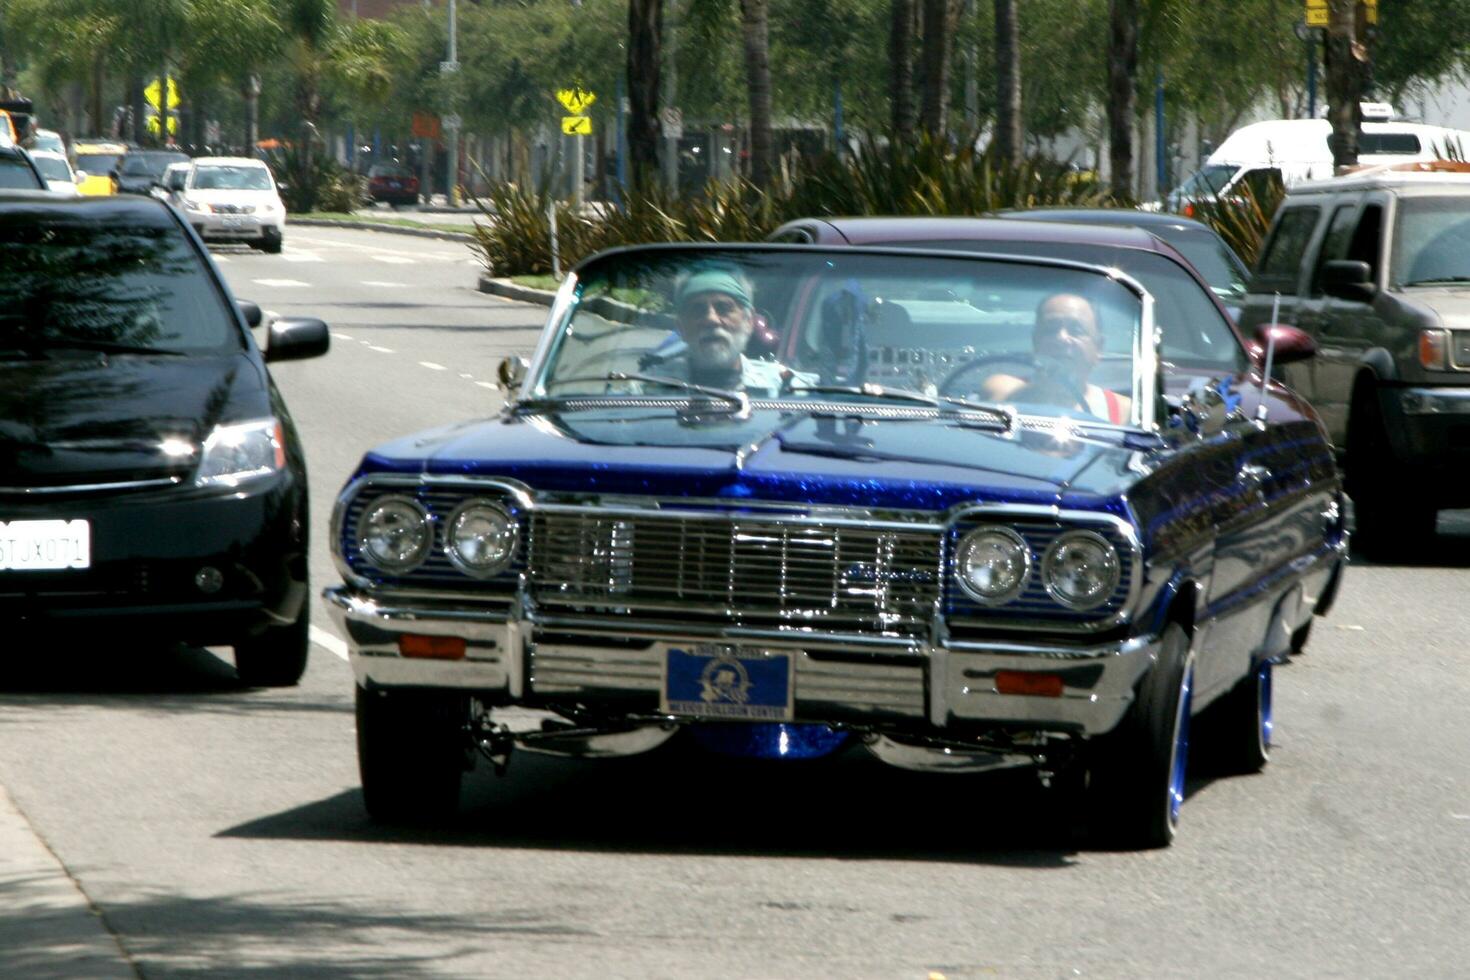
269,140 -> 366,215
469,134 -> 1124,277
1188,169 -> 1286,268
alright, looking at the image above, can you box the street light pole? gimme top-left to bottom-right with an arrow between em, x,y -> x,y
442,0 -> 461,207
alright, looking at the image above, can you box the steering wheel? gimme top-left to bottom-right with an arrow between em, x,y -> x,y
938,352 -> 1036,397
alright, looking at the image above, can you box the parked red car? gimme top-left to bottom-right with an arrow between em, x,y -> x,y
366,162 -> 419,207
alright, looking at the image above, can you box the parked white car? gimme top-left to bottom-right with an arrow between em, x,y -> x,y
173,157 -> 287,253
28,149 -> 80,194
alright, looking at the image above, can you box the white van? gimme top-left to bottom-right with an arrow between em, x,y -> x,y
1168,113 -> 1470,213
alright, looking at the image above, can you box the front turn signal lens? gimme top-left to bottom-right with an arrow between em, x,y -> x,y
1419,329 -> 1448,371
398,634 -> 466,660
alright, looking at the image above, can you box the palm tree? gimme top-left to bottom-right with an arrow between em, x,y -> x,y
993,0 -> 1021,165
1105,0 -> 1139,197
919,0 -> 958,138
889,0 -> 916,141
627,0 -> 662,189
1324,0 -> 1368,169
738,0 -> 772,186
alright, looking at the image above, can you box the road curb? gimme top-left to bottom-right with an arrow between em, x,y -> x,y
477,275 -> 558,306
0,783 -> 136,978
290,217 -> 475,243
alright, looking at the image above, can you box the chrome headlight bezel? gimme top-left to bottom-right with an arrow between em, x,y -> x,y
1041,530 -> 1121,611
953,525 -> 1031,605
357,494 -> 432,574
444,499 -> 519,578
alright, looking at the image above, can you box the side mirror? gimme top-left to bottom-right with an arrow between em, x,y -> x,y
497,355 -> 528,392
108,169 -> 119,180
265,317 -> 329,362
276,181 -> 289,192
236,300 -> 263,328
1322,260 -> 1376,303
73,170 -> 88,181
1252,323 -> 1317,366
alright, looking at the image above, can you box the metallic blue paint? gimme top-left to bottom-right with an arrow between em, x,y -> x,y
1259,661 -> 1273,749
1170,665 -> 1193,827
687,723 -> 851,760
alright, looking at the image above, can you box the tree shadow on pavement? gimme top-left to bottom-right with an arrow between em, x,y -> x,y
220,743 -> 1089,868
0,878 -> 509,979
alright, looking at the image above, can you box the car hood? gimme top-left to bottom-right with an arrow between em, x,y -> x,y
1401,285 -> 1470,327
0,352 -> 264,489
362,408 -> 1145,513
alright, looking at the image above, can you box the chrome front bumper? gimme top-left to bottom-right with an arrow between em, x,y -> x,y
322,586 -> 1158,738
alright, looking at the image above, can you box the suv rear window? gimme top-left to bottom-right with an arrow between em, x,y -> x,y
0,154 -> 42,189
1358,132 -> 1422,155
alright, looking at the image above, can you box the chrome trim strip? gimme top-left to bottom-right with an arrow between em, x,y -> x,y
0,476 -> 182,495
526,612 -> 928,653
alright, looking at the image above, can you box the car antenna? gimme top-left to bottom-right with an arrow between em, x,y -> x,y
1256,292 -> 1280,424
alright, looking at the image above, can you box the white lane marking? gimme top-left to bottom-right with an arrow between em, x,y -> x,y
291,234 -> 461,261
213,255 -> 231,263
1336,624 -> 1366,632
331,332 -> 354,341
368,345 -> 395,354
371,255 -> 416,265
459,373 -> 473,379
309,626 -> 349,662
419,361 -> 447,371
252,278 -> 311,288
475,381 -> 497,389
281,251 -> 324,263
361,280 -> 406,288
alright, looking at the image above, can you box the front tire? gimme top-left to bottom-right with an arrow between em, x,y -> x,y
356,685 -> 470,823
1347,389 -> 1437,559
233,603 -> 309,687
1087,623 -> 1194,849
258,229 -> 283,254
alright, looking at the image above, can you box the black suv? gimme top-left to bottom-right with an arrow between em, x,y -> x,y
0,145 -> 45,190
1,192 -> 330,684
1239,165 -> 1470,556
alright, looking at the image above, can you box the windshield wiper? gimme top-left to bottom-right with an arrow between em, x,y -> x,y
528,372 -> 749,414
780,382 -> 1013,428
39,339 -> 187,357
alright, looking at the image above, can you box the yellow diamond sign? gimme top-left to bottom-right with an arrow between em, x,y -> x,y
562,115 -> 593,136
145,76 -> 180,111
556,87 -> 596,114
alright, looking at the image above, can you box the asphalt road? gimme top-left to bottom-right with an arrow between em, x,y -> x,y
2,226 -> 1468,979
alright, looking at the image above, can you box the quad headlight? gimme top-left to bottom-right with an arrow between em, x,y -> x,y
358,495 -> 431,573
1042,530 -> 1121,610
954,526 -> 1031,604
444,500 -> 518,577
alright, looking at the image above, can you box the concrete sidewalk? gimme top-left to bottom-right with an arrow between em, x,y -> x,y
0,783 -> 136,978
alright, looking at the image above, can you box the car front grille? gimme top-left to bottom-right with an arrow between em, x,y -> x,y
528,510 -> 942,637
211,203 -> 255,214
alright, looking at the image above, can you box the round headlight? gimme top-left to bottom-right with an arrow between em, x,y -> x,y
357,495 -> 431,573
445,500 -> 519,577
955,526 -> 1031,604
1042,531 -> 1121,610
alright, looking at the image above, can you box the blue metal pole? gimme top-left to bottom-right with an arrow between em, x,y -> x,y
1154,70 -> 1167,195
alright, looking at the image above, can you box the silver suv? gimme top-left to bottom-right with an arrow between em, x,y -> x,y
1239,163 -> 1470,557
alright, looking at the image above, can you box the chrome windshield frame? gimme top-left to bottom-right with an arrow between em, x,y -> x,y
516,243 -> 1162,432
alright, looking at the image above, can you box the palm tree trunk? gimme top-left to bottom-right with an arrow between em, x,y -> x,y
627,0 -> 662,190
738,0 -> 773,187
889,0 -> 916,141
244,74 -> 260,156
1324,0 -> 1366,170
919,0 -> 958,139
993,0 -> 1021,166
1106,0 -> 1139,198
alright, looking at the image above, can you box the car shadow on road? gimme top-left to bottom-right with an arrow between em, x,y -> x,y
0,643 -> 350,717
1347,510 -> 1470,569
218,743 -> 1106,867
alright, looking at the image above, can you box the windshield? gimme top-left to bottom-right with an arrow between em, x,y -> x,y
1393,197 -> 1470,286
0,211 -> 242,354
120,153 -> 188,177
32,155 -> 71,182
1151,227 -> 1249,302
1174,164 -> 1239,199
191,165 -> 273,191
537,247 -> 1149,428
75,153 -> 121,174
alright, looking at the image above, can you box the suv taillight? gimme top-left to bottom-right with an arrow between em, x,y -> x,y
1419,329 -> 1449,371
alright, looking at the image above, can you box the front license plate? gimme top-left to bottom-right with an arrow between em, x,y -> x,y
662,645 -> 794,721
0,519 -> 91,570
221,216 -> 246,228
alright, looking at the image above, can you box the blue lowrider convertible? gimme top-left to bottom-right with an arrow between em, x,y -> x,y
324,244 -> 1347,848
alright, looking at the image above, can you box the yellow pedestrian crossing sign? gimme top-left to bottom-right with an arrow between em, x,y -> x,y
1305,0 -> 1375,28
145,76 -> 180,111
562,115 -> 593,136
556,87 -> 596,114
